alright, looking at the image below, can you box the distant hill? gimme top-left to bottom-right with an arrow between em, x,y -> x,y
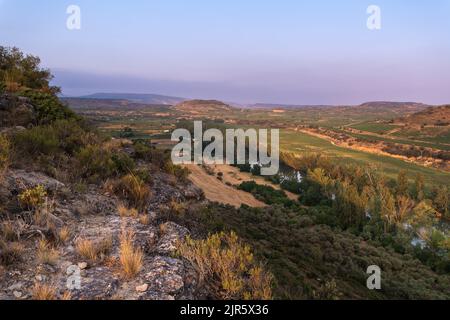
78,93 -> 186,105
395,105 -> 450,127
249,101 -> 431,111
62,98 -> 170,111
172,99 -> 235,113
248,103 -> 333,109
357,101 -> 430,112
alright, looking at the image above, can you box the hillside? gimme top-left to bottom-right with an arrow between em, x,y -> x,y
172,99 -> 235,113
79,93 -> 185,105
358,101 -> 430,111
395,105 -> 450,127
1,47 -> 273,301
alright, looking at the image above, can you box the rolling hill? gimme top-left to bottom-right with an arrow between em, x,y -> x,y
395,105 -> 450,127
172,99 -> 236,113
78,93 -> 186,105
62,98 -> 170,111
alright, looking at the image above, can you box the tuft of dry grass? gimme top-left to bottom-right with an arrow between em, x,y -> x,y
60,291 -> 72,300
76,239 -> 97,261
169,200 -> 187,215
119,229 -> 143,279
58,226 -> 71,244
0,240 -> 24,266
37,239 -> 59,265
118,204 -> 139,218
108,174 -> 151,211
1,221 -> 17,241
32,283 -> 57,300
76,236 -> 112,262
138,215 -> 150,225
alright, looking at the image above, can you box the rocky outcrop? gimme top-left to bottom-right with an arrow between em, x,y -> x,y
0,169 -> 202,300
5,170 -> 65,193
0,94 -> 36,128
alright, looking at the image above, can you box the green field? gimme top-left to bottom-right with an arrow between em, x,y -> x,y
280,130 -> 450,186
349,122 -> 399,134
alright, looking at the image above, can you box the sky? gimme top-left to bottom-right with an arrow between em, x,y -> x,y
1,0 -> 450,105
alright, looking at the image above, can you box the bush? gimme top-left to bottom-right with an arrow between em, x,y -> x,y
178,231 -> 273,300
13,125 -> 59,156
18,89 -> 78,125
238,181 -> 295,207
18,185 -> 47,210
12,119 -> 91,157
76,141 -> 136,182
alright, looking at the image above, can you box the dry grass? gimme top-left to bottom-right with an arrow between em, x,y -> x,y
184,164 -> 266,208
0,240 -> 24,266
119,229 -> 143,279
37,239 -> 59,265
1,221 -> 17,241
108,174 -> 151,210
118,204 -> 139,218
60,291 -> 72,300
138,215 -> 150,225
76,236 -> 112,262
32,283 -> 57,300
58,226 -> 71,244
169,200 -> 187,215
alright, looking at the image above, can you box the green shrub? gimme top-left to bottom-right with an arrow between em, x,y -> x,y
178,231 -> 273,300
76,144 -> 135,181
18,89 -> 79,125
13,125 -> 59,156
76,145 -> 116,180
18,185 -> 47,209
238,181 -> 296,207
12,119 -> 90,157
111,152 -> 135,174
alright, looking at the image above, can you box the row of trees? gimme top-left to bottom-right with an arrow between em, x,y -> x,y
280,152 -> 450,272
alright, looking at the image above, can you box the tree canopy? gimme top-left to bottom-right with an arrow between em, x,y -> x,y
0,46 -> 60,94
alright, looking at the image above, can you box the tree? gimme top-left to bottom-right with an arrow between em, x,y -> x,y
434,186 -> 449,219
396,170 -> 409,196
412,173 -> 425,201
308,168 -> 334,198
395,195 -> 415,224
